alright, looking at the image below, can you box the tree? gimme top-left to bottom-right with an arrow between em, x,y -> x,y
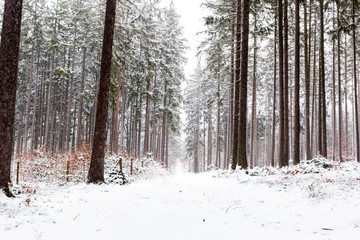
88,0 -> 116,183
293,0 -> 300,165
352,0 -> 359,162
278,0 -> 285,167
231,0 -> 241,170
0,0 -> 23,197
237,0 -> 250,169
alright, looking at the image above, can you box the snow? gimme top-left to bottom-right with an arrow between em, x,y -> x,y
1,161 -> 360,240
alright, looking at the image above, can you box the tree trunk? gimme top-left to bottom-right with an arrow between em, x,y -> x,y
293,0 -> 300,165
0,0 -> 23,197
144,75 -> 152,156
271,13 -> 277,167
231,0 -> 241,170
344,35 -> 349,158
331,6 -> 337,161
88,0 -> 117,183
76,48 -> 87,150
194,89 -> 201,173
161,82 -> 167,164
352,0 -> 359,162
66,26 -> 77,152
319,0 -> 327,157
44,15 -> 58,152
216,67 -> 221,168
228,1 -> 235,169
278,0 -> 286,167
208,105 -> 213,166
311,11 -> 317,157
250,15 -> 257,168
337,3 -> 343,162
30,83 -> 38,155
119,74 -> 127,153
237,0 -> 250,169
23,46 -> 35,154
283,0 -> 290,166
44,48 -> 55,152
304,2 -> 311,160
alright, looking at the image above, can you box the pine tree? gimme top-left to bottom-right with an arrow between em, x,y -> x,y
0,0 -> 23,197
88,0 -> 116,183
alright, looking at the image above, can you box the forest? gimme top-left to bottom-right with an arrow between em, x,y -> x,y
1,0 -> 360,239
186,0 -> 360,172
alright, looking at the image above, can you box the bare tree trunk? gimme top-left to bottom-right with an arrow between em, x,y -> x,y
304,3 -> 311,160
66,26 -> 77,152
208,105 -> 213,166
144,75 -> 152,155
311,11 -> 317,157
137,94 -> 143,158
165,116 -> 170,168
228,1 -> 235,169
345,35 -> 349,158
0,0 -> 23,196
332,6 -> 337,161
319,0 -> 327,157
76,48 -> 87,150
283,0 -> 290,166
336,3 -> 343,162
30,83 -> 38,155
194,89 -> 201,173
293,0 -> 300,165
237,0 -> 250,169
231,0 -> 241,170
216,68 -> 221,168
23,47 -> 35,154
44,48 -> 55,152
16,99 -> 24,156
271,13 -> 277,167
44,14 -> 58,152
161,82 -> 167,164
352,0 -> 359,162
278,0 -> 286,167
120,75 -> 127,153
88,0 -> 117,183
250,15 -> 257,168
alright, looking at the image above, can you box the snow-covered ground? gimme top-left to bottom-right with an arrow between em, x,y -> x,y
1,160 -> 360,240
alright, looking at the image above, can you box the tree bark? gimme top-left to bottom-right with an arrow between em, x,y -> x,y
271,13 -> 277,167
294,0 -> 300,165
208,105 -> 213,166
337,3 -> 343,162
304,2 -> 311,160
250,14 -> 257,168
283,0 -> 289,166
76,48 -> 87,150
237,0 -> 250,169
278,0 -> 286,167
23,46 -> 35,154
0,0 -> 23,197
88,0 -> 117,183
352,0 -> 360,162
319,0 -> 327,157
231,0 -> 241,170
144,74 -> 152,156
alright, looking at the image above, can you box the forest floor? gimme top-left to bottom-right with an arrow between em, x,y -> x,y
1,160 -> 360,240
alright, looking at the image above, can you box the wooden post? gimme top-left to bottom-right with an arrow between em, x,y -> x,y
119,157 -> 123,175
130,157 -> 133,175
16,162 -> 20,184
66,160 -> 70,182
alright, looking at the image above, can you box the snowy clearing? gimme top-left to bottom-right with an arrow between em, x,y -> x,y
1,161 -> 360,240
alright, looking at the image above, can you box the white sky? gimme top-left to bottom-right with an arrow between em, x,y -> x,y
160,0 -> 209,79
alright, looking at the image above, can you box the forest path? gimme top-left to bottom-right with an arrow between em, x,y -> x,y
2,170 -> 360,240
